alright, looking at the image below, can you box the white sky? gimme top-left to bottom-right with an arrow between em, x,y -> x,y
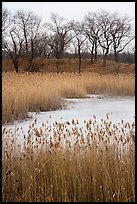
3,2 -> 135,51
3,2 -> 135,23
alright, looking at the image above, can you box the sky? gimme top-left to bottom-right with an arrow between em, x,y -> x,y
3,2 -> 135,23
3,2 -> 135,51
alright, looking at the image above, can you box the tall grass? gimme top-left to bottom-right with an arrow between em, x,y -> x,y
2,115 -> 135,202
2,61 -> 135,202
2,72 -> 134,124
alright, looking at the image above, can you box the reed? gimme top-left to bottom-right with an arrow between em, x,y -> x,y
2,72 -> 134,124
2,115 -> 135,202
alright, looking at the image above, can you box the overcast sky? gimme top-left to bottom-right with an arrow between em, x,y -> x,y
3,2 -> 135,51
4,2 -> 135,23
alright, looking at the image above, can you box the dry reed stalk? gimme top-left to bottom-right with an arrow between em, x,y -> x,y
2,72 -> 134,124
2,117 -> 135,202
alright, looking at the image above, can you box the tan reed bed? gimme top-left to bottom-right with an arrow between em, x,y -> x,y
2,72 -> 135,124
2,114 -> 135,202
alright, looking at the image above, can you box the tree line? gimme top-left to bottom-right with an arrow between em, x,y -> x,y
2,4 -> 135,73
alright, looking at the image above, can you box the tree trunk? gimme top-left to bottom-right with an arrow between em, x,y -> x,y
78,46 -> 81,73
28,40 -> 34,72
103,48 -> 109,67
56,58 -> 59,74
90,53 -> 93,64
23,27 -> 28,57
79,55 -> 81,74
13,58 -> 19,73
94,43 -> 97,61
10,55 -> 19,73
14,64 -> 19,73
115,52 -> 118,63
95,52 -> 97,61
90,45 -> 94,64
103,54 -> 107,67
28,56 -> 33,72
114,51 -> 119,74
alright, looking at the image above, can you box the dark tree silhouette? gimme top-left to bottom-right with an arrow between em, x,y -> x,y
45,13 -> 74,73
83,12 -> 100,63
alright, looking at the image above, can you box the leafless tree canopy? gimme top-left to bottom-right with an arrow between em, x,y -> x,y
71,21 -> 87,73
45,13 -> 74,58
2,4 -> 135,72
109,14 -> 135,62
83,12 -> 100,62
3,24 -> 24,72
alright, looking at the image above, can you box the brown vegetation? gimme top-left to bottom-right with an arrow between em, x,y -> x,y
2,115 -> 135,202
2,59 -> 135,202
2,58 -> 135,74
2,5 -> 135,202
2,68 -> 135,124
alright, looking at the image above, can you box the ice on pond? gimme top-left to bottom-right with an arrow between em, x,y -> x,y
2,95 -> 135,150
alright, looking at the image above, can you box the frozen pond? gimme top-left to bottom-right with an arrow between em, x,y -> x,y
2,94 -> 135,130
2,95 -> 135,149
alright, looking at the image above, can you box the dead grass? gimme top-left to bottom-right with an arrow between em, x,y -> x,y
2,59 -> 135,202
2,115 -> 135,202
2,58 -> 135,74
2,71 -> 135,124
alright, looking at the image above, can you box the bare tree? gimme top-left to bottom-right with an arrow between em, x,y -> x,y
71,21 -> 87,73
34,34 -> 52,58
13,10 -> 42,71
13,10 -> 29,57
110,14 -> 135,63
97,10 -> 115,66
45,13 -> 74,73
3,26 -> 24,73
83,12 -> 100,63
27,15 -> 42,71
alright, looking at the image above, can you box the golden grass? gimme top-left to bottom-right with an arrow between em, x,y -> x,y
2,59 -> 135,202
2,72 -> 135,124
2,115 -> 135,202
